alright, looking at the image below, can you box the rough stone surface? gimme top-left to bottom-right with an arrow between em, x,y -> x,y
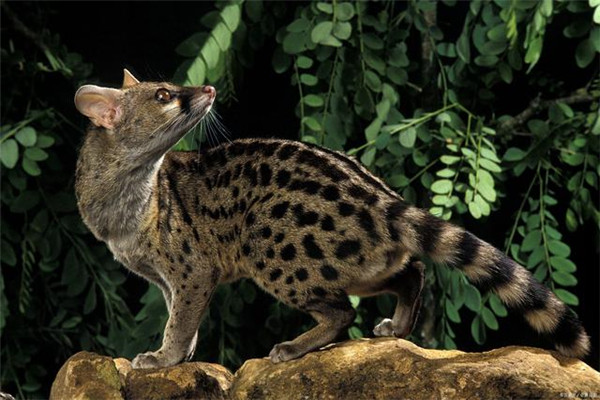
230,338 -> 600,400
51,340 -> 600,400
50,352 -> 233,400
125,361 -> 233,400
50,351 -> 123,400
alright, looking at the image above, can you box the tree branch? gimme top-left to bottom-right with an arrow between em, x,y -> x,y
498,90 -> 597,135
420,7 -> 438,110
1,2 -> 51,56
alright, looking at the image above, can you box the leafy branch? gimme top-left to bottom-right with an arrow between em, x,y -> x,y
498,90 -> 598,135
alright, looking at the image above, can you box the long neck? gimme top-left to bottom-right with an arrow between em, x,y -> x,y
75,131 -> 162,242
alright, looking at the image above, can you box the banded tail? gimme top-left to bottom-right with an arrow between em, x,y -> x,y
387,201 -> 590,359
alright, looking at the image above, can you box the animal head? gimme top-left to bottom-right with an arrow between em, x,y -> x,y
74,69 -> 216,164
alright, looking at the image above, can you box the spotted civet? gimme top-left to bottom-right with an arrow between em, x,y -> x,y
73,69 -> 589,369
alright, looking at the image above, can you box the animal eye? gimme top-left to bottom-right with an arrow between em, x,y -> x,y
155,88 -> 172,103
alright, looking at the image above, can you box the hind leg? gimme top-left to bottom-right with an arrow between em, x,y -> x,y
269,292 -> 355,363
373,260 -> 425,338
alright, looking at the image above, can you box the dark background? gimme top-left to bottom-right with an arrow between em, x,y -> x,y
3,0 -> 598,377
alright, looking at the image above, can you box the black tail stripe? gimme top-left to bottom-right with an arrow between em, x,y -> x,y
470,255 -> 516,294
550,308 -> 584,348
413,213 -> 445,254
505,274 -> 549,312
448,231 -> 480,268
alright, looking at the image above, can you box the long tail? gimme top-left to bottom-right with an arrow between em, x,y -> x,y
386,201 -> 590,359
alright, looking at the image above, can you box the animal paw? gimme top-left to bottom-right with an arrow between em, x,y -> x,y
373,318 -> 395,337
269,342 -> 302,363
131,351 -> 171,369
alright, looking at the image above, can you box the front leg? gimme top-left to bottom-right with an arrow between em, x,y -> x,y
132,266 -> 220,369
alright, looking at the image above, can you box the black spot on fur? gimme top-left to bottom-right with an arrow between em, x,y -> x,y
322,165 -> 349,182
259,163 -> 272,186
288,179 -> 322,195
261,142 -> 280,157
277,144 -> 297,160
232,186 -> 240,197
206,148 -> 227,167
261,226 -> 272,238
296,149 -> 324,168
293,204 -> 319,226
266,248 -> 275,259
288,289 -> 297,297
182,240 -> 191,254
338,202 -> 355,216
246,212 -> 256,226
256,261 -> 266,270
269,268 -> 283,281
320,265 -> 339,280
246,141 -> 261,156
285,276 -> 294,284
218,170 -> 232,187
357,208 -> 379,240
271,201 -> 290,219
243,161 -> 258,186
260,193 -> 274,203
227,142 -> 245,157
312,287 -> 327,297
321,215 -> 336,231
242,244 -> 251,256
303,234 -> 324,259
348,184 -> 378,205
281,243 -> 296,261
276,170 -> 291,188
274,233 -> 285,243
295,268 -> 308,281
321,185 -> 340,201
335,239 -> 361,259
232,164 -> 242,180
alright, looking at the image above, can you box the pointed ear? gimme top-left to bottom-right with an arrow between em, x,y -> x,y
122,68 -> 140,88
74,85 -> 123,129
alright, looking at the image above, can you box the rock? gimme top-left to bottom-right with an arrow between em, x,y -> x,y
52,340 -> 600,400
50,351 -> 123,400
113,358 -> 132,388
230,338 -> 600,400
125,362 -> 233,400
50,351 -> 233,400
